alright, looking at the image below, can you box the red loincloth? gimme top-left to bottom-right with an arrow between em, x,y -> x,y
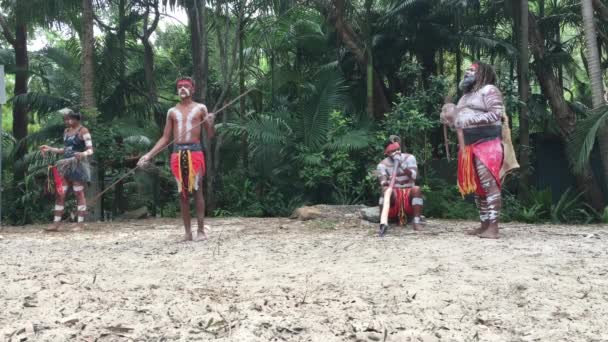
170,150 -> 206,196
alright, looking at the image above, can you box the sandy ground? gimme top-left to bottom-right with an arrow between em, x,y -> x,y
1,211 -> 608,342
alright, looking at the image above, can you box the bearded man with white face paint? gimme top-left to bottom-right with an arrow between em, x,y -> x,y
138,77 -> 215,241
441,61 -> 504,239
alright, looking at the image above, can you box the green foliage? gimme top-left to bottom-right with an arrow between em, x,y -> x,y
2,0 -> 607,226
380,76 -> 446,177
568,105 -> 608,174
550,188 -> 595,224
422,176 -> 479,220
502,187 -> 598,224
601,207 -> 608,224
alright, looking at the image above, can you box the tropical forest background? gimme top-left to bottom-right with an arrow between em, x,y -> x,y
1,0 -> 608,225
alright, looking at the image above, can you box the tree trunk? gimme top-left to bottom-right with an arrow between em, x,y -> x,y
582,0 -> 608,203
187,0 -> 208,102
529,12 -> 605,210
366,52 -> 374,118
81,0 -> 96,110
238,9 -> 248,171
139,0 -> 160,120
365,0 -> 374,118
187,0 -> 212,211
330,0 -> 390,120
455,46 -> 462,97
117,0 -> 127,113
12,22 -> 28,166
583,0 -> 605,108
143,41 -> 157,102
81,0 -> 101,221
518,0 -> 531,199
418,48 -> 437,89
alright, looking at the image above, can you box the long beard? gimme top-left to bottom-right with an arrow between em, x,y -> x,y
459,75 -> 476,93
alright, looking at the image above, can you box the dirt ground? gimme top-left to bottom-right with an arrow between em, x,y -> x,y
1,209 -> 607,342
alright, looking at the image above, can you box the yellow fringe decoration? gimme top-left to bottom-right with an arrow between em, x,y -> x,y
177,150 -> 196,195
47,166 -> 54,193
187,150 -> 195,193
176,151 -> 182,193
458,145 -> 477,198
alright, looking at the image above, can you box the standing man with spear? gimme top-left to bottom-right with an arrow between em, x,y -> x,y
138,77 -> 214,241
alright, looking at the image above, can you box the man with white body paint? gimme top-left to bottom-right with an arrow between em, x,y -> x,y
40,109 -> 94,231
138,77 -> 215,241
441,61 -> 504,239
376,135 -> 424,234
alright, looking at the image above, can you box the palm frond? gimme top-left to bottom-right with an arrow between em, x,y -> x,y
318,61 -> 339,72
123,135 -> 153,147
38,45 -> 80,73
381,0 -> 426,22
0,49 -> 16,68
13,92 -> 73,118
13,150 -> 58,177
297,151 -> 324,166
298,70 -> 347,150
12,123 -> 65,161
325,128 -> 374,152
1,130 -> 15,150
246,114 -> 293,146
457,31 -> 517,59
568,105 -> 608,173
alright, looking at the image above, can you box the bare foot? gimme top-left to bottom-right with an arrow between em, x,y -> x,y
466,222 -> 488,236
412,223 -> 423,231
71,225 -> 84,232
195,230 -> 208,242
478,225 -> 499,239
195,225 -> 209,241
183,232 -> 193,241
43,224 -> 60,232
465,226 -> 485,235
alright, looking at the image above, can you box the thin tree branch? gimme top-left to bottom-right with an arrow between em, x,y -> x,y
0,14 -> 16,46
94,14 -> 117,32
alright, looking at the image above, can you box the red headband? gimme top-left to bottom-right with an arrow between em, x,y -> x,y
176,79 -> 195,89
384,142 -> 400,155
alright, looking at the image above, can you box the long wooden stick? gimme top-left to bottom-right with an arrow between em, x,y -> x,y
456,128 -> 465,154
87,89 -> 254,206
443,124 -> 451,161
380,161 -> 400,227
442,93 -> 454,161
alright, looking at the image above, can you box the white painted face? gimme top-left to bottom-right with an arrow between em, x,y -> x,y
176,81 -> 194,99
178,87 -> 190,98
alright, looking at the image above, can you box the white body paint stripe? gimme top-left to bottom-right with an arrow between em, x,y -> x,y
185,105 -> 203,141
